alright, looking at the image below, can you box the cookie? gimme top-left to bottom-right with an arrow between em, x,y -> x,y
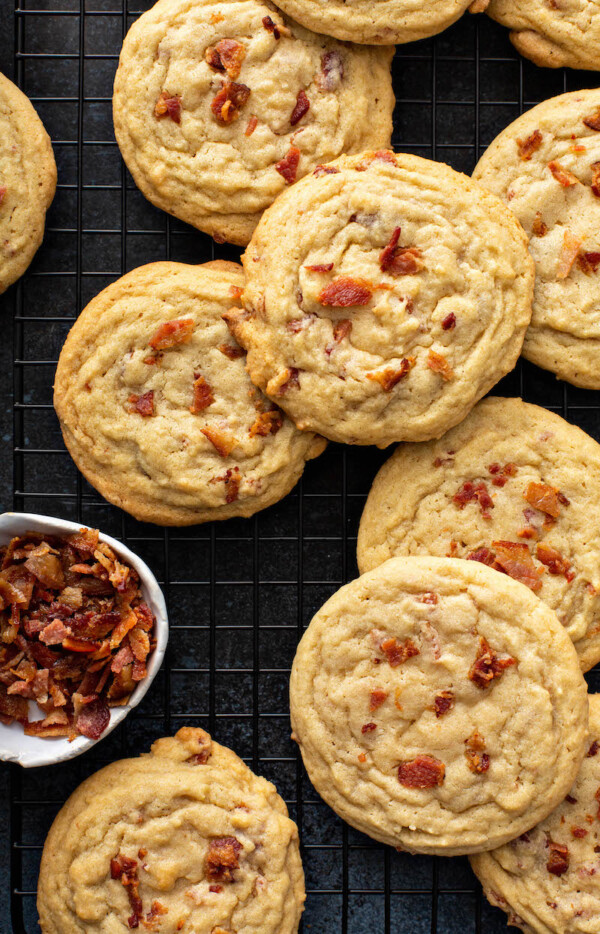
37,727 -> 305,934
481,0 -> 600,71
229,150 -> 534,446
263,0 -> 472,45
357,396 -> 600,671
0,72 -> 56,294
54,261 -> 325,526
112,0 -> 394,247
289,556 -> 589,855
471,693 -> 600,934
474,89 -> 600,388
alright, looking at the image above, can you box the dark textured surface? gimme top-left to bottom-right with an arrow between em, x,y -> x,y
2,3 -> 600,931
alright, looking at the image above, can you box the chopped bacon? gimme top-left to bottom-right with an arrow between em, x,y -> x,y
548,161 -> 579,187
189,374 -> 215,414
452,481 -> 494,518
557,230 -> 583,279
318,50 -> 344,91
588,740 -> 600,757
369,689 -> 387,712
578,251 -> 600,274
148,318 -> 194,351
209,884 -> 223,893
325,318 -> 352,357
0,187 -> 6,205
245,115 -> 258,136
524,481 -> 568,519
584,109 -> 600,131
366,357 -> 416,391
591,162 -> 600,198
433,690 -> 454,718
465,731 -> 490,774
39,619 -> 72,645
111,854 -> 144,928
362,722 -> 376,734
205,39 -> 246,79
572,827 -> 588,838
76,696 -> 110,739
488,462 -> 517,487
468,636 -> 516,689
313,165 -> 340,177
397,755 -> 445,788
379,228 -> 424,276
536,543 -> 575,582
419,592 -> 438,605
516,130 -> 542,160
128,391 -> 154,417
275,145 -> 300,184
379,636 -> 419,667
154,92 -> 181,124
489,540 -> 542,591
532,212 -> 548,237
205,837 -> 242,882
249,409 -> 283,437
467,547 -> 497,567
318,276 -> 372,307
546,840 -> 569,876
566,795 -> 578,804
355,150 -> 398,171
201,426 -> 236,457
304,262 -> 334,272
271,367 -> 300,396
211,82 -> 251,125
219,342 -> 245,361
261,14 -> 291,38
441,313 -> 456,330
290,89 -> 310,126
427,350 -> 454,381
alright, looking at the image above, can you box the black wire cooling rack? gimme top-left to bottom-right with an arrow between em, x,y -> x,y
4,2 -> 600,931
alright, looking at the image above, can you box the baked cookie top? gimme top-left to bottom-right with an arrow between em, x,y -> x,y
290,556 -> 588,855
357,396 -> 600,671
112,0 -> 394,247
474,89 -> 600,389
482,0 -> 600,71
37,727 -> 305,934
263,0 -> 472,45
471,693 -> 600,934
0,72 -> 56,294
54,261 -> 325,526
229,150 -> 534,446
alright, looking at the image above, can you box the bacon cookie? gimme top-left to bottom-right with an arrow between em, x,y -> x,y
37,727 -> 305,934
265,0 -> 472,44
0,72 -> 56,294
357,396 -> 600,671
471,693 -> 600,934
478,0 -> 600,71
231,150 -> 534,446
474,89 -> 600,388
289,556 -> 588,855
112,0 -> 394,246
53,261 -> 324,525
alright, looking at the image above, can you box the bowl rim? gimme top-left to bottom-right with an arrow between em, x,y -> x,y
0,511 -> 168,768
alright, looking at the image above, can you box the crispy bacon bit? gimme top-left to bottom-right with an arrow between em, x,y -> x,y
465,731 -> 490,774
209,884 -> 223,893
453,481 -> 494,518
379,636 -> 419,667
211,82 -> 251,125
546,840 -> 569,876
469,636 -> 516,689
572,827 -> 588,838
488,462 -> 517,487
419,592 -> 438,605
584,109 -> 600,131
536,543 -> 574,582
578,251 -> 600,274
548,161 -> 579,187
433,690 -> 454,718
271,367 -> 300,396
318,50 -> 344,91
492,540 -> 543,591
245,114 -> 258,136
369,689 -> 387,712
467,547 -> 497,567
128,391 -> 154,417
219,342 -> 245,359
76,696 -> 110,739
313,165 -> 340,176
517,129 -> 543,160
249,409 -> 283,437
154,92 -> 181,124
205,837 -> 242,883
591,162 -> 600,198
532,212 -> 548,237
355,150 -> 398,171
201,426 -> 236,457
588,740 -> 600,757
441,313 -> 456,330
379,228 -> 424,276
148,318 -> 194,351
223,468 -> 240,504
190,374 -> 215,414
261,14 -> 290,38
427,350 -> 454,381
557,230 -> 583,279
366,357 -> 416,391
290,89 -> 310,126
362,722 -> 376,734
0,187 -> 6,205
304,262 -> 334,272
524,481 -> 568,519
358,752 -> 367,763
326,318 -> 352,352
275,145 -> 300,184
398,755 -> 445,788
111,854 -> 144,927
318,276 -> 372,307
205,39 -> 246,79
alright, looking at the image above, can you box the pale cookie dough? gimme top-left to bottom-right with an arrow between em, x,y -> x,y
482,0 -> 600,71
0,72 -> 56,294
229,150 -> 534,446
357,396 -> 600,671
264,0 -> 472,45
112,0 -> 394,246
471,693 -> 600,934
290,556 -> 589,855
54,261 -> 325,526
474,88 -> 600,388
37,727 -> 305,934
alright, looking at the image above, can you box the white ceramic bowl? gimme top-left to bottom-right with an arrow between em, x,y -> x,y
0,512 -> 168,767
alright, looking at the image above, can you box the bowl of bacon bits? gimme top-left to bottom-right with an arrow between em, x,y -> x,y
0,513 -> 168,767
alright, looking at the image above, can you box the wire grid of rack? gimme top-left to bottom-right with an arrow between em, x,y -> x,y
4,2 -> 600,930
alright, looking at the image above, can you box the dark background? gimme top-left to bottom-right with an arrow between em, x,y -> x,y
2,2 -> 600,931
